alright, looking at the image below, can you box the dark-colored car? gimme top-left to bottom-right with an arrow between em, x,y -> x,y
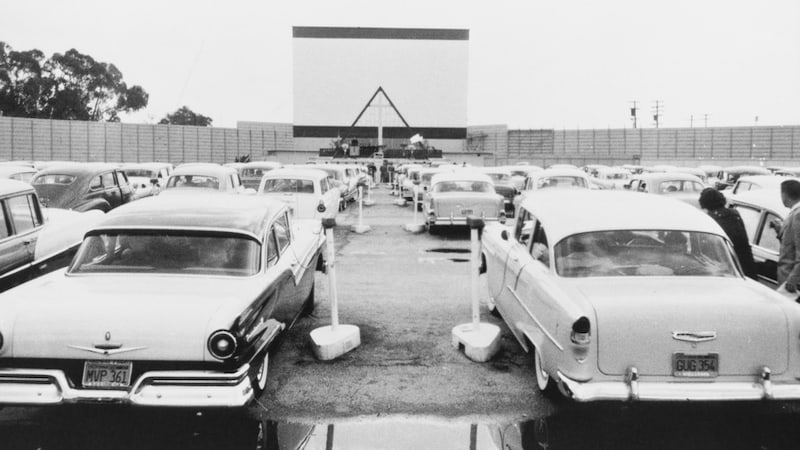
31,163 -> 133,212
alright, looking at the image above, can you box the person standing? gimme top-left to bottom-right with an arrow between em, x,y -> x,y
778,179 -> 800,294
698,188 -> 757,279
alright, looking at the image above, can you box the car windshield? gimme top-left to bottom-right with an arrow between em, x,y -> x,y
659,180 -> 703,193
602,172 -> 629,180
32,174 -> 76,185
486,173 -> 511,182
554,230 -> 738,278
166,175 -> 219,189
70,232 -> 261,276
432,181 -> 494,193
536,176 -> 587,189
124,169 -> 155,178
261,178 -> 315,193
510,170 -> 528,177
242,167 -> 274,178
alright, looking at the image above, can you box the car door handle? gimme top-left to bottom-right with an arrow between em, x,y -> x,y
22,239 -> 35,245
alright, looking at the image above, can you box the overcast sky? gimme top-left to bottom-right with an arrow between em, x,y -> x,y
3,0 -> 798,129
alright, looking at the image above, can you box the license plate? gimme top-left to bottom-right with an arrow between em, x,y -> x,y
461,209 -> 473,215
673,353 -> 718,377
82,361 -> 132,388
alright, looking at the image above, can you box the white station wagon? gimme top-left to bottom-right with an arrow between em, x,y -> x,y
258,168 -> 340,222
482,189 -> 800,402
0,193 -> 325,407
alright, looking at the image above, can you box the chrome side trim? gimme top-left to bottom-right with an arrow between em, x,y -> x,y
507,286 -> 564,351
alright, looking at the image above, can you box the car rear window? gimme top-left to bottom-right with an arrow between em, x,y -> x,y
70,232 -> 261,276
536,176 -> 587,189
124,169 -> 156,178
432,181 -> 494,193
261,178 -> 315,193
166,175 -> 219,189
554,230 -> 738,278
33,174 -> 76,185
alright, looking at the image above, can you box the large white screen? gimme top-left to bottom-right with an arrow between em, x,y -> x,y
293,32 -> 468,128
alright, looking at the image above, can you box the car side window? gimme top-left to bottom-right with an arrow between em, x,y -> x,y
757,213 -> 782,253
7,194 -> 40,234
731,204 -> 761,243
514,208 -> 533,245
320,178 -> 329,194
101,172 -> 115,189
115,171 -> 129,188
89,176 -> 103,190
266,228 -> 279,267
273,213 -> 291,254
0,201 -> 10,239
638,182 -> 647,192
530,224 -> 550,267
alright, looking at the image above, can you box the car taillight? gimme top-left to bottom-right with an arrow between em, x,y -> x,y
0,331 -> 3,351
570,317 -> 591,345
317,201 -> 326,213
208,330 -> 237,360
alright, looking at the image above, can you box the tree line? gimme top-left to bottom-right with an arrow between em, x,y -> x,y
0,41 -> 211,126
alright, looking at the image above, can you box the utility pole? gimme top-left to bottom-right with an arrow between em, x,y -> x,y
629,101 -> 638,129
652,100 -> 663,128
703,114 -> 710,128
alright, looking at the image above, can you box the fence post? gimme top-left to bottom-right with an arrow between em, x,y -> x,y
50,119 -> 54,159
769,127 -> 774,160
730,128 -> 734,160
30,120 -> 34,160
152,125 -> 156,161
196,127 -> 200,161
136,125 -> 140,163
68,120 -> 72,161
10,118 -> 14,160
674,129 -> 678,157
103,122 -> 107,162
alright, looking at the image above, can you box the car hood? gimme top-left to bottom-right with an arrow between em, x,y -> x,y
569,277 -> 789,376
1,273 -> 263,361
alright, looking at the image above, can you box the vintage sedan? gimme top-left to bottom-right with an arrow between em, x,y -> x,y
0,165 -> 38,183
625,172 -> 706,208
729,175 -> 799,196
257,168 -> 340,221
479,167 -> 517,217
482,189 -> 800,402
31,163 -> 133,212
715,165 -> 771,191
424,171 -> 505,233
0,193 -> 325,407
163,164 -> 248,195
238,161 -> 282,190
0,179 -> 103,292
728,189 -> 788,288
513,168 -> 590,213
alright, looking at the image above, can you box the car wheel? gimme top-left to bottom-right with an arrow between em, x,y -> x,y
534,346 -> 559,397
428,224 -> 438,235
251,352 -> 269,399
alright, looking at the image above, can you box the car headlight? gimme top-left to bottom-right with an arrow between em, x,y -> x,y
207,330 -> 238,360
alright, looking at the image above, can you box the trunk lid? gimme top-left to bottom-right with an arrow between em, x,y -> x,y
572,277 -> 789,376
433,193 -> 501,218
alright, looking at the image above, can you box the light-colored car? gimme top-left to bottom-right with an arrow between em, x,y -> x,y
163,164 -> 247,194
506,166 -> 544,192
0,179 -> 104,291
298,164 -> 358,205
479,167 -> 517,217
401,165 -> 426,201
121,163 -> 173,200
513,168 -> 591,213
482,189 -> 800,402
0,165 -> 38,184
729,175 -> 800,196
625,172 -> 706,208
728,189 -> 788,288
258,168 -> 340,221
0,193 -> 325,407
423,171 -> 505,233
592,167 -> 630,190
715,166 -> 771,191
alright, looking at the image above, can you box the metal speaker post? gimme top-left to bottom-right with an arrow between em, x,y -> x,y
351,186 -> 372,233
404,181 -> 424,233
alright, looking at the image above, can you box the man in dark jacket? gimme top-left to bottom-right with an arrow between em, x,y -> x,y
698,188 -> 757,279
778,179 -> 800,293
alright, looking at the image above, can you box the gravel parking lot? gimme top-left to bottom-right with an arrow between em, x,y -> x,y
258,185 -> 545,421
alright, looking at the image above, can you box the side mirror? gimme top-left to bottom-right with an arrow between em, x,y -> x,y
500,229 -> 509,241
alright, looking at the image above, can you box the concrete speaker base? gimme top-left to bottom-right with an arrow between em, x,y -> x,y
310,325 -> 361,361
451,323 -> 501,363
351,224 -> 372,234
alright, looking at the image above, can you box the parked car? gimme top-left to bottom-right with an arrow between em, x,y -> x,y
729,175 -> 799,196
31,163 -> 133,212
121,163 -> 173,200
481,189 -> 800,402
715,166 -> 771,191
0,179 -> 104,292
423,171 -> 505,234
401,165 -> 425,201
506,166 -> 543,192
625,172 -> 706,208
163,164 -> 247,194
0,193 -> 326,407
591,167 -> 630,190
257,168 -> 340,221
237,161 -> 282,190
0,165 -> 38,183
513,168 -> 590,213
728,189 -> 788,287
774,167 -> 800,177
479,167 -> 517,217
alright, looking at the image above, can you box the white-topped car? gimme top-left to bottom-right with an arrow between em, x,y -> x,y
423,171 -> 505,233
0,193 -> 325,407
163,164 -> 247,194
482,189 -> 800,402
257,168 -> 340,222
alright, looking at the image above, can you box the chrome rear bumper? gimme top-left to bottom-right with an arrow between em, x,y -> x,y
0,365 -> 252,407
557,367 -> 800,402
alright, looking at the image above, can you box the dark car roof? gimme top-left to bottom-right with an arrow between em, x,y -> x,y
34,163 -> 122,179
93,193 -> 286,240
